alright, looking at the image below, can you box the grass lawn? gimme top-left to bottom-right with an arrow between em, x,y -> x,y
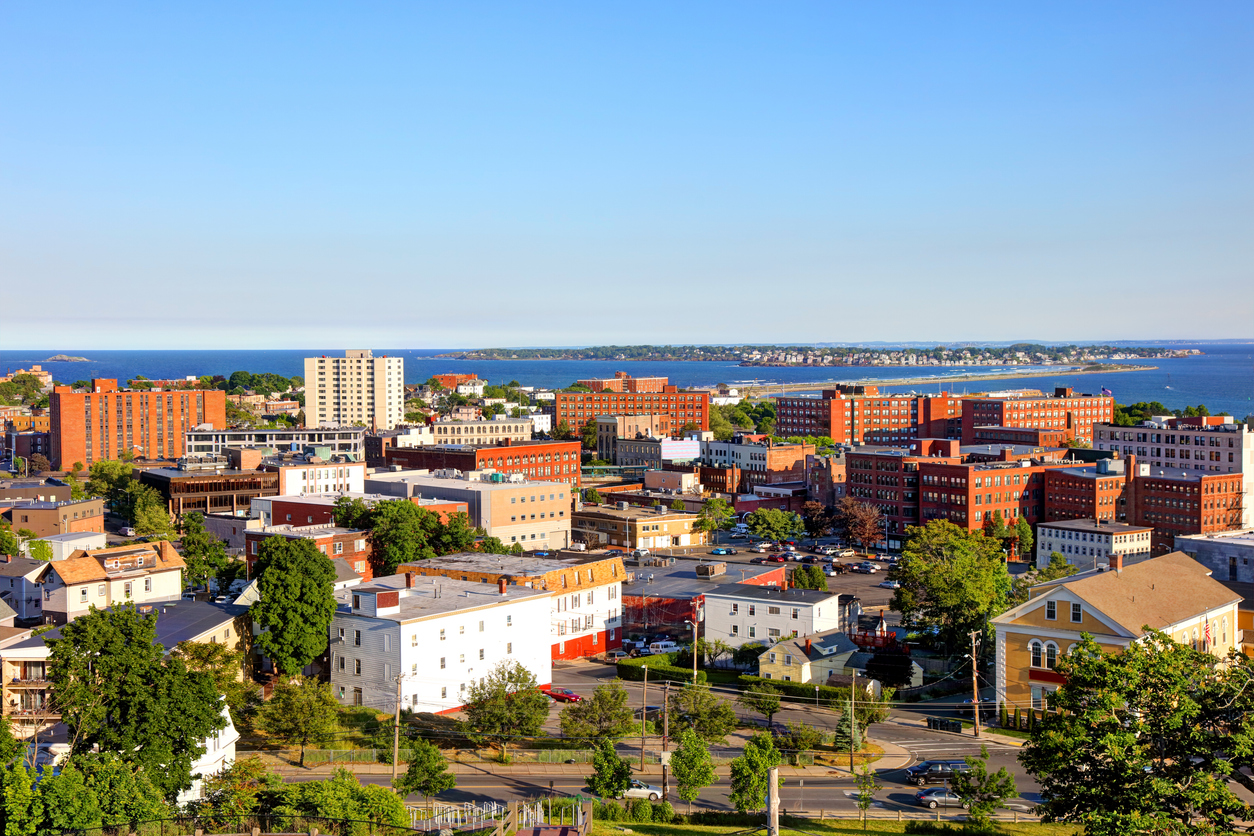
590,822 -> 1080,836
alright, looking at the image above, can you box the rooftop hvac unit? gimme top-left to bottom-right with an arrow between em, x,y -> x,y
616,501 -> 630,511
695,562 -> 726,577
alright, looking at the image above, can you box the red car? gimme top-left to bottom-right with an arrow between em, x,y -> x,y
543,688 -> 582,703
767,555 -> 788,563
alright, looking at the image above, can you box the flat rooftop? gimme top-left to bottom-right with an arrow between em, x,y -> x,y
142,467 -> 271,479
336,573 -> 550,621
960,444 -> 1067,457
256,524 -> 366,538
1178,529 -> 1254,548
619,557 -> 781,600
400,550 -> 617,577
702,583 -> 848,605
1053,462 -> 1127,479
574,505 -> 694,521
1039,518 -> 1151,534
367,470 -> 560,491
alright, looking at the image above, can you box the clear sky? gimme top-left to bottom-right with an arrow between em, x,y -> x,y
2,2 -> 1251,349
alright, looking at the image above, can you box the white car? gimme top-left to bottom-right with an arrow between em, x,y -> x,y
620,779 -> 663,801
878,579 -> 901,589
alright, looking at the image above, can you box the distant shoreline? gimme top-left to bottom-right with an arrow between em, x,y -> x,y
740,364 -> 1158,398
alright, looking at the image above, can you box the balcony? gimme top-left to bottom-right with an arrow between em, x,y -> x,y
6,678 -> 49,689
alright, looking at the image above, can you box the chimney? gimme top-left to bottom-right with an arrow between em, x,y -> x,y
405,572 -> 415,588
1113,553 -> 1124,574
804,637 -> 812,655
498,578 -> 507,596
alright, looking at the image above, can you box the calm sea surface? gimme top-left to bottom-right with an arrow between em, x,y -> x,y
2,344 -> 1250,418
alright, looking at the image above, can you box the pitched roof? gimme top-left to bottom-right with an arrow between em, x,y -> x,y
1026,552 -> 1241,636
0,557 -> 51,580
53,541 -> 187,585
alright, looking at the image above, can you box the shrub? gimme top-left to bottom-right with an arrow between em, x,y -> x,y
653,800 -> 676,823
903,821 -> 1001,835
593,800 -> 624,821
628,797 -> 653,821
617,654 -> 707,685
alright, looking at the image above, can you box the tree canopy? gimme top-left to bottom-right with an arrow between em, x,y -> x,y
250,536 -> 337,676
463,660 -> 551,758
47,604 -> 226,800
694,496 -> 734,533
178,512 -> 230,590
332,497 -> 481,575
744,508 -> 803,541
559,679 -> 636,742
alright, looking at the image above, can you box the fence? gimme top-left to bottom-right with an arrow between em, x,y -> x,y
61,815 -> 424,836
409,801 -> 511,832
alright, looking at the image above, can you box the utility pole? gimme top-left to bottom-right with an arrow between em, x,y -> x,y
849,669 -> 857,772
391,673 -> 404,786
662,681 -> 671,802
640,665 -> 648,770
970,630 -> 982,738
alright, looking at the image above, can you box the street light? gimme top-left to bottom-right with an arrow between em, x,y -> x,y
684,617 -> 698,682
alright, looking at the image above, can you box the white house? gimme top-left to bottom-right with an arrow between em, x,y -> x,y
701,584 -> 857,647
34,532 -> 107,561
182,704 -> 239,803
1035,519 -> 1154,570
328,573 -> 552,714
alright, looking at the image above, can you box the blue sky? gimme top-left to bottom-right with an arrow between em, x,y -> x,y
2,2 -> 1251,348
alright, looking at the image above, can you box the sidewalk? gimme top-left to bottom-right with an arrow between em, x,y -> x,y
885,715 -> 1027,748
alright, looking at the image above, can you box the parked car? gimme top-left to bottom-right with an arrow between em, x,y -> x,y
801,556 -> 820,565
749,544 -> 769,553
543,688 -> 582,703
914,788 -> 968,809
749,556 -> 768,565
853,562 -> 879,574
606,650 -> 632,662
878,579 -> 902,589
631,549 -> 650,558
181,592 -> 198,601
729,533 -> 748,540
765,555 -> 786,563
214,595 -> 231,604
619,779 -> 663,801
711,547 -> 737,555
646,640 -> 681,656
905,760 -> 972,786
120,527 -> 137,537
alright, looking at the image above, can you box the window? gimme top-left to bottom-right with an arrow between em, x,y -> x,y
440,628 -> 446,640
507,642 -> 512,654
731,624 -> 739,636
354,630 -> 361,646
459,654 -> 465,663
479,620 -> 485,632
1045,601 -> 1056,620
441,686 -> 447,699
731,603 -> 739,615
748,626 -> 756,638
97,584 -> 104,596
383,635 -> 391,652
79,588 -> 88,603
124,582 -> 132,599
1045,642 -> 1058,669
748,605 -> 755,616
769,652 -> 777,663
338,656 -> 345,671
354,659 -> 362,676
479,649 -> 485,661
784,654 -> 793,665
791,608 -> 799,620
440,657 -> 446,669
144,578 -> 152,593
506,615 -> 512,627
768,606 -> 781,615
1030,640 -> 1043,667
767,628 -> 781,639
1071,602 -> 1083,623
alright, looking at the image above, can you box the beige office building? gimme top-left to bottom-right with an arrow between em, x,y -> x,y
305,350 -> 404,431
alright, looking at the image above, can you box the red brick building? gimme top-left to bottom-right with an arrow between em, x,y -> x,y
49,379 -> 228,469
555,386 -> 709,434
806,453 -> 847,506
968,426 -> 1067,447
254,493 -> 468,528
1126,457 -> 1245,555
575,371 -> 669,393
960,387 -> 1113,446
774,386 -> 964,446
847,440 -> 963,548
383,438 -> 583,487
245,525 -> 374,580
430,373 -> 478,390
917,457 -> 1073,536
1043,460 -> 1127,524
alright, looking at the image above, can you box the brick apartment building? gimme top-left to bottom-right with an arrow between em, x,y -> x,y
430,373 -> 478,390
806,453 -> 847,506
595,414 -> 674,461
245,525 -> 374,580
555,385 -> 709,434
1,498 -> 105,538
1126,456 -> 1245,555
960,387 -> 1114,445
6,432 -> 51,463
846,440 -> 963,548
49,379 -> 227,469
431,418 -> 531,446
917,457 -> 1073,549
698,435 -> 815,493
969,426 -> 1067,447
1042,459 -> 1127,523
383,439 -> 583,487
4,415 -> 51,433
774,386 -> 964,446
576,371 -> 668,393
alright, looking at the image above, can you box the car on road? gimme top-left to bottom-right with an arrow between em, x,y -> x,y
710,547 -> 738,556
905,759 -> 972,786
914,788 -> 968,809
631,549 -> 650,558
729,533 -> 747,539
852,562 -> 879,574
619,779 -> 664,801
877,579 -> 901,589
543,688 -> 582,703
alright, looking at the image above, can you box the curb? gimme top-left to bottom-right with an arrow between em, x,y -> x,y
886,717 -> 1027,748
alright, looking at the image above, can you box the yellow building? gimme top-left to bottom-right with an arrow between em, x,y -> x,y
993,552 -> 1241,712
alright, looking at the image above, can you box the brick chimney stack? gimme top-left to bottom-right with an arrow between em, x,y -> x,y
498,578 -> 508,595
1113,553 -> 1124,574
405,572 -> 415,588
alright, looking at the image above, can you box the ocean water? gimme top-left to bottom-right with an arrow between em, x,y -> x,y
2,344 -> 1250,418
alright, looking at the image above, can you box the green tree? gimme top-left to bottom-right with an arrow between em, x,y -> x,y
1038,551 -> 1077,582
982,509 -> 1009,542
854,765 -> 880,829
250,537 -> 336,676
801,501 -> 835,538
1014,517 -> 1033,558
838,497 -> 883,553
695,496 -> 734,533
178,512 -> 229,590
559,679 -> 636,742
1,763 -> 44,836
0,717 -> 20,765
745,508 -> 804,541
727,732 -> 783,814
276,767 -> 408,825
863,648 -> 915,689
172,640 -> 259,727
950,745 -> 1016,823
84,459 -> 134,511
552,420 -> 574,440
463,660 -> 551,760
775,721 -> 823,763
667,684 -> 736,744
1020,632 -> 1249,835
670,727 -> 715,813
891,520 -> 1011,651
670,499 -> 685,511
126,483 -> 173,538
27,454 -> 50,475
393,739 -> 456,801
36,764 -> 102,832
737,681 -> 782,728
580,421 -> 597,449
257,677 -> 340,767
192,755 -> 280,818
586,739 -> 633,798
27,540 -> 53,562
47,605 -> 225,800
582,487 -> 603,504
0,524 -> 20,557
362,500 -> 436,575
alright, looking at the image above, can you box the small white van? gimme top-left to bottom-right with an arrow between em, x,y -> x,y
646,640 -> 681,656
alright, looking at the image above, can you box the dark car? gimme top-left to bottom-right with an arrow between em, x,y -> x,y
905,760 -> 971,786
801,556 -> 820,565
711,547 -> 738,555
749,556 -> 768,565
543,688 -> 582,703
914,788 -> 968,809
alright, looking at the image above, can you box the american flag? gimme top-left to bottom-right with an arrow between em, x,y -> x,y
1205,620 -> 1212,648
1101,387 -> 1113,397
